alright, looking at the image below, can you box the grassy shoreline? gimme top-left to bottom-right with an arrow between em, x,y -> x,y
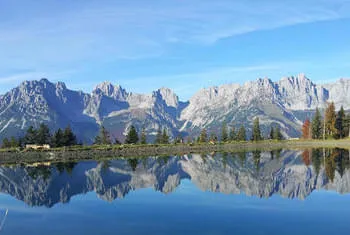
0,139 -> 349,164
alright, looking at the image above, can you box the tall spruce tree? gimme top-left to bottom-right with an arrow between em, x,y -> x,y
37,123 -> 51,145
221,121 -> 228,142
199,128 -> 208,143
52,128 -> 64,147
155,127 -> 162,144
312,108 -> 322,139
63,125 -> 77,146
2,138 -> 10,148
335,106 -> 346,139
325,102 -> 337,138
237,125 -> 246,141
125,125 -> 139,144
273,126 -> 283,140
209,132 -> 218,142
140,127 -> 147,144
24,126 -> 38,144
95,126 -> 111,145
229,127 -> 235,141
10,137 -> 19,147
252,117 -> 262,141
161,128 -> 169,144
269,127 -> 274,140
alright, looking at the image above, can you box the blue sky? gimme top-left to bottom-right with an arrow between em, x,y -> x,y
0,0 -> 350,100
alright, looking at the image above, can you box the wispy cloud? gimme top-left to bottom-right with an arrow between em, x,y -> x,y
0,0 -> 349,93
0,0 -> 349,65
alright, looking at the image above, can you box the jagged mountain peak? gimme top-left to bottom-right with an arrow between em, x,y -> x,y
0,75 -> 349,142
93,81 -> 127,100
154,87 -> 179,108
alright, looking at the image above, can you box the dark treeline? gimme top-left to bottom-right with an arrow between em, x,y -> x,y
302,102 -> 350,140
194,118 -> 282,144
2,124 -> 77,148
6,104 -> 348,149
93,125 -> 171,145
302,148 -> 350,182
93,117 -> 282,146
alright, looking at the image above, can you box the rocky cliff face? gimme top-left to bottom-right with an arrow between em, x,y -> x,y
0,150 -> 348,207
0,75 -> 349,142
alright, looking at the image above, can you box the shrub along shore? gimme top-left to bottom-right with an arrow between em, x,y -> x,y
0,139 -> 349,165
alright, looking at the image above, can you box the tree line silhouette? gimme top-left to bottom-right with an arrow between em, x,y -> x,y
2,124 -> 77,148
302,102 -> 350,140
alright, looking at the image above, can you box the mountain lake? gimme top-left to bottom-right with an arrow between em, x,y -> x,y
0,148 -> 349,234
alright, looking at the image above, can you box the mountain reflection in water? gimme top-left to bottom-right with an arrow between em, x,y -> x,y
0,148 -> 349,207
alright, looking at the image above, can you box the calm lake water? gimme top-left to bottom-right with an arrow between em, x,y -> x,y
0,148 -> 349,234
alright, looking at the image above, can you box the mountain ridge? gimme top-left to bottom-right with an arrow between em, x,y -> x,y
0,74 -> 349,143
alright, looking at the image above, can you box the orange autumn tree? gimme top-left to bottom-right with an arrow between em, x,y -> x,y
301,119 -> 311,139
302,149 -> 311,166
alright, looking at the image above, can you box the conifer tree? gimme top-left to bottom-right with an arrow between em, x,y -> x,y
237,125 -> 246,141
209,132 -> 218,142
63,125 -> 77,146
10,136 -> 19,147
252,117 -> 262,141
273,126 -> 283,140
269,127 -> 274,140
221,121 -> 228,142
125,125 -> 139,144
155,127 -> 162,144
94,126 -> 111,145
199,128 -> 207,143
37,123 -> 51,145
229,127 -> 235,141
161,128 -> 169,144
325,102 -> 336,138
335,106 -> 345,139
24,126 -> 38,144
52,128 -> 64,147
140,127 -> 147,144
2,138 -> 10,148
312,108 -> 322,139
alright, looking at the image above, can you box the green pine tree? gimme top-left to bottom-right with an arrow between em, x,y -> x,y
335,106 -> 346,139
155,127 -> 162,144
2,138 -> 10,148
125,125 -> 139,144
24,126 -> 38,144
10,136 -> 19,148
52,128 -> 64,147
199,128 -> 207,143
252,117 -> 262,141
237,125 -> 246,141
63,125 -> 77,146
37,123 -> 51,145
221,121 -> 228,142
229,127 -> 235,141
140,127 -> 147,144
312,108 -> 322,139
273,126 -> 283,140
161,128 -> 169,144
269,127 -> 274,140
95,126 -> 111,145
210,132 -> 218,142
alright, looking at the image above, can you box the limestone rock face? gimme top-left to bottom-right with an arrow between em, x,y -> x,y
0,75 -> 349,141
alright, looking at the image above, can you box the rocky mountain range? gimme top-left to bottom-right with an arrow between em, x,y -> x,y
0,74 -> 349,143
0,149 -> 349,207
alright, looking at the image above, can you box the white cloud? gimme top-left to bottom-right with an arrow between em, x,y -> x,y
0,0 -> 349,65
0,0 -> 349,90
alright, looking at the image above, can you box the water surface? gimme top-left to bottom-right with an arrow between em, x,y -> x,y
0,148 -> 349,234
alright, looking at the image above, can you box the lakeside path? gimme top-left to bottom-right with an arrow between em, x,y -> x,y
0,139 -> 349,164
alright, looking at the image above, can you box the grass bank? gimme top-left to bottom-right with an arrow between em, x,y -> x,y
0,139 -> 349,164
